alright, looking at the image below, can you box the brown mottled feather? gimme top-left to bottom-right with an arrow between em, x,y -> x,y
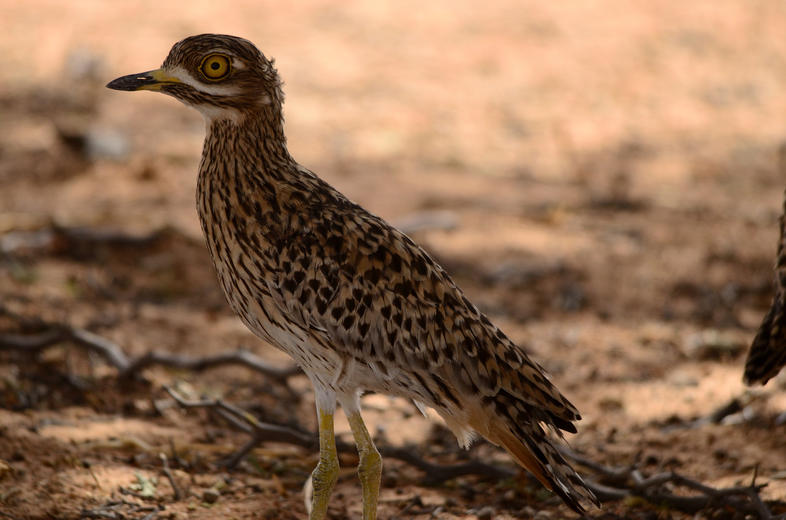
745,188 -> 786,385
132,34 -> 598,512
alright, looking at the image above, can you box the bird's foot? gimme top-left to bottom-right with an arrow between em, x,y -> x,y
347,411 -> 382,520
309,410 -> 339,520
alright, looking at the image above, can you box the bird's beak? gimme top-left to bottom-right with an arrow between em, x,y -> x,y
106,68 -> 182,91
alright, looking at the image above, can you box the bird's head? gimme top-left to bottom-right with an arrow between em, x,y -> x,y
107,34 -> 282,123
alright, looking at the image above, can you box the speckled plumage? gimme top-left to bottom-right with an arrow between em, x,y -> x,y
745,189 -> 786,385
108,34 -> 597,514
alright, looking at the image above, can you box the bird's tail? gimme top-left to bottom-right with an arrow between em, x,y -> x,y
744,295 -> 786,385
744,187 -> 786,386
483,414 -> 599,513
448,400 -> 600,513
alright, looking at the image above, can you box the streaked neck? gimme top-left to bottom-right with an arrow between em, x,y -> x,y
203,109 -> 293,175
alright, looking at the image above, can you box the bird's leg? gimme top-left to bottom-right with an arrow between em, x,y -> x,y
310,403 -> 339,520
344,405 -> 382,520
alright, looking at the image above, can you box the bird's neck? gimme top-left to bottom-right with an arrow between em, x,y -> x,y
201,109 -> 295,178
196,109 -> 302,238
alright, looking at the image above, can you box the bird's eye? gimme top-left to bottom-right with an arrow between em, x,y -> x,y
200,54 -> 231,81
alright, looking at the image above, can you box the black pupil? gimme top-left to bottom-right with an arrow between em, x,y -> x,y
211,61 -> 221,70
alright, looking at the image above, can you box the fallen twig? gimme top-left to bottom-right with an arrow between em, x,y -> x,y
559,445 -> 781,518
80,499 -> 161,520
379,444 -> 513,485
164,386 -> 786,517
0,312 -> 299,386
0,224 -> 173,257
164,386 -> 512,484
158,453 -> 182,500
121,349 -> 299,382
3,300 -> 782,517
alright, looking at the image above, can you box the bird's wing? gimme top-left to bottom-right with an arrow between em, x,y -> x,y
263,188 -> 597,512
266,198 -> 579,432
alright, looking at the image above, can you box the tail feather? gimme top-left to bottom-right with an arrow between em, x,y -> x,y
744,187 -> 786,386
744,296 -> 786,385
485,418 -> 599,513
457,362 -> 599,512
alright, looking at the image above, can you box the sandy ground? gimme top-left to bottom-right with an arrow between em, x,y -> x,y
2,1 -> 786,518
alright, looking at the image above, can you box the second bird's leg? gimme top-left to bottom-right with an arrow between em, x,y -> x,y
341,395 -> 382,520
310,396 -> 339,520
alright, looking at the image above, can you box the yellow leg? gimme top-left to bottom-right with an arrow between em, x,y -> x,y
310,408 -> 339,520
346,410 -> 382,520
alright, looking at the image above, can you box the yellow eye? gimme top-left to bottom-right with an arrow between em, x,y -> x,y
200,54 -> 231,81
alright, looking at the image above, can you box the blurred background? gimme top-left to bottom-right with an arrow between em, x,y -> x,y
2,1 -> 786,518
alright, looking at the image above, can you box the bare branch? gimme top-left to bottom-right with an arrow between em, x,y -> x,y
70,327 -> 133,370
378,445 -> 514,485
560,446 -> 781,517
4,301 -> 782,517
80,500 -> 161,520
121,349 -> 299,383
0,326 -> 130,370
158,453 -> 183,500
163,388 -> 785,517
164,386 -> 319,448
0,329 -> 69,351
1,224 -> 173,257
163,386 -> 512,485
0,318 -> 299,386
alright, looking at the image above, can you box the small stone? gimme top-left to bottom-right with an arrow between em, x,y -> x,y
476,505 -> 495,520
202,488 -> 220,504
65,48 -> 104,81
598,397 -> 624,411
533,511 -> 552,520
85,128 -> 130,160
0,460 -> 13,480
684,330 -> 744,360
395,210 -> 458,234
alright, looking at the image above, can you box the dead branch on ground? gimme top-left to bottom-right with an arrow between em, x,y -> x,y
561,446 -> 781,518
3,299 -> 782,516
0,218 -> 459,258
163,386 -> 513,484
0,223 -> 176,258
0,306 -> 299,388
158,453 -> 183,501
163,386 -> 785,518
80,499 -> 162,520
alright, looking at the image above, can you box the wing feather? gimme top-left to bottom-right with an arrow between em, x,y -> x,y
267,195 -> 579,431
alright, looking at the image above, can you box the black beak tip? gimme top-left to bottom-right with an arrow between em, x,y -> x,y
106,73 -> 154,91
106,78 -> 125,90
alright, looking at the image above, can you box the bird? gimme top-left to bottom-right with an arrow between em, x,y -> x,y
744,188 -> 786,386
107,34 -> 598,519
